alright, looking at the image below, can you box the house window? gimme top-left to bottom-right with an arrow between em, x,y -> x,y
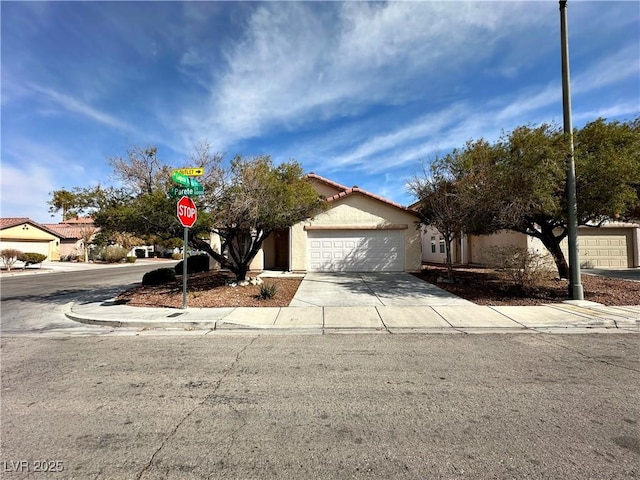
430,236 -> 436,254
439,237 -> 445,254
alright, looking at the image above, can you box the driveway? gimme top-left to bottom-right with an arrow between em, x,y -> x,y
582,268 -> 640,282
289,272 -> 474,307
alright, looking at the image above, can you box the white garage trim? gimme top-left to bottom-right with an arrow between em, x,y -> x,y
308,230 -> 404,272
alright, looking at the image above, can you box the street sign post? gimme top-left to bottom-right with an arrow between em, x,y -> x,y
172,167 -> 204,177
171,171 -> 203,189
169,186 -> 204,198
176,196 -> 198,309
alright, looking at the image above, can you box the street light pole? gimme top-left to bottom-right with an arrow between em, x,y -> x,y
559,0 -> 583,300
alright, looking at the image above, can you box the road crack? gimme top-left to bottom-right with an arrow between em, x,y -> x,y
135,335 -> 260,479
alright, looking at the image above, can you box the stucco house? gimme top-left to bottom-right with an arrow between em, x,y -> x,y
0,218 -> 62,261
43,217 -> 99,260
212,174 -> 422,273
420,222 -> 640,269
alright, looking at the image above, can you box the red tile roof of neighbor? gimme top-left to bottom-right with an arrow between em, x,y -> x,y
307,173 -> 414,213
0,218 -> 71,238
0,218 -> 32,229
42,223 -> 99,240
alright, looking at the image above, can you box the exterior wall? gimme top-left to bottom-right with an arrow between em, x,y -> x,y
420,225 -> 462,264
0,224 -> 60,261
560,224 -> 638,268
468,230 -> 528,265
290,194 -> 421,272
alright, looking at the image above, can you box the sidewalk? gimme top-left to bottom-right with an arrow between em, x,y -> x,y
65,300 -> 639,335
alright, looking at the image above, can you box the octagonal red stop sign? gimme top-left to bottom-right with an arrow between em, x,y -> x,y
177,196 -> 197,228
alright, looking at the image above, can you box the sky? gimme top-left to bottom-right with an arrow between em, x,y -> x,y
1,1 -> 639,224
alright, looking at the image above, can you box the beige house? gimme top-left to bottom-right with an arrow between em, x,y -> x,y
421,222 -> 640,269
43,217 -> 99,260
212,174 -> 422,273
0,218 -> 62,261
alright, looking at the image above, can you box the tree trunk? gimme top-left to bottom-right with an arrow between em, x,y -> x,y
538,229 -> 570,279
444,235 -> 454,281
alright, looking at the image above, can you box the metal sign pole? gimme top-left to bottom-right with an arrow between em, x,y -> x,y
182,226 -> 188,309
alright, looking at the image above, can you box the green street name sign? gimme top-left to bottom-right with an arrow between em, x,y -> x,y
171,171 -> 203,189
170,186 -> 204,198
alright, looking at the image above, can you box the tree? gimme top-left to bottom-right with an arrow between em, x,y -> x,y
79,145 -> 324,281
48,189 -> 80,221
190,155 -> 325,280
421,118 -> 640,279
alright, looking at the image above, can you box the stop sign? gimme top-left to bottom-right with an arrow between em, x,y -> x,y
177,196 -> 197,228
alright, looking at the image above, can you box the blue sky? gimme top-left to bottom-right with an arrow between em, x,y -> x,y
2,1 -> 638,223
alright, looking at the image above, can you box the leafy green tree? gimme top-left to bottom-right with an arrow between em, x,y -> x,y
415,118 -> 640,279
82,144 -> 323,281
48,189 -> 80,221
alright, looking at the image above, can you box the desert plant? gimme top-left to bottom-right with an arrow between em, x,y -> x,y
488,245 -> 552,292
257,283 -> 278,300
19,252 -> 47,267
142,268 -> 176,286
104,246 -> 129,263
171,252 -> 183,260
175,254 -> 210,275
126,256 -> 137,263
0,249 -> 23,271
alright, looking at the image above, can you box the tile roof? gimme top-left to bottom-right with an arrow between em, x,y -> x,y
0,218 -> 68,238
42,223 -> 99,240
307,173 -> 416,213
0,218 -> 32,229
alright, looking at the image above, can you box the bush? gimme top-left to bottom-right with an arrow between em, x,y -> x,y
171,252 -> 183,260
488,246 -> 552,292
104,246 -> 129,263
19,252 -> 47,267
1,249 -> 23,271
126,256 -> 137,263
142,268 -> 176,286
257,283 -> 278,300
175,254 -> 210,275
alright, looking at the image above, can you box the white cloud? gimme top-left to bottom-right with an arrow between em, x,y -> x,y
27,84 -> 132,131
181,1 -> 552,150
0,163 -> 57,223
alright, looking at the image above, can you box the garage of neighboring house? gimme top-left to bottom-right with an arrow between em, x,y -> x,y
0,218 -> 61,261
564,226 -> 637,268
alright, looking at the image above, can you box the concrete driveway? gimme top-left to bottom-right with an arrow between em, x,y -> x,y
289,272 -> 474,307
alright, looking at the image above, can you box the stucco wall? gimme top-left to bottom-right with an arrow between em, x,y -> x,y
468,231 -> 529,265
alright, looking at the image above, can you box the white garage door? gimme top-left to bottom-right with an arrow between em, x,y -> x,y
308,230 -> 404,272
0,241 -> 51,260
578,232 -> 630,268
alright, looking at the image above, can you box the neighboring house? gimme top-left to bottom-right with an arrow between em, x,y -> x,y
224,173 -> 422,273
43,217 -> 99,260
0,218 -> 62,261
420,222 -> 640,269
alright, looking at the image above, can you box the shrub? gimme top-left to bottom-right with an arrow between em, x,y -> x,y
19,252 -> 47,267
142,268 -> 176,286
104,246 -> 129,263
0,249 -> 23,271
257,283 -> 278,300
175,254 -> 210,275
126,256 -> 137,263
488,246 -> 552,292
171,252 -> 183,260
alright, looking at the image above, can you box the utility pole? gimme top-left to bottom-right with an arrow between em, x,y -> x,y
559,0 -> 584,300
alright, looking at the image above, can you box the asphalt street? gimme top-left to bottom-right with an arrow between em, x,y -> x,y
0,263 -> 171,336
1,334 -> 639,479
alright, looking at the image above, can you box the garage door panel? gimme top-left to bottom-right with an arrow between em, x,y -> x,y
308,230 -> 404,272
578,232 -> 630,268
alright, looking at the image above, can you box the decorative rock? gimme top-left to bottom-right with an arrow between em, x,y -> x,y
238,280 -> 249,287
